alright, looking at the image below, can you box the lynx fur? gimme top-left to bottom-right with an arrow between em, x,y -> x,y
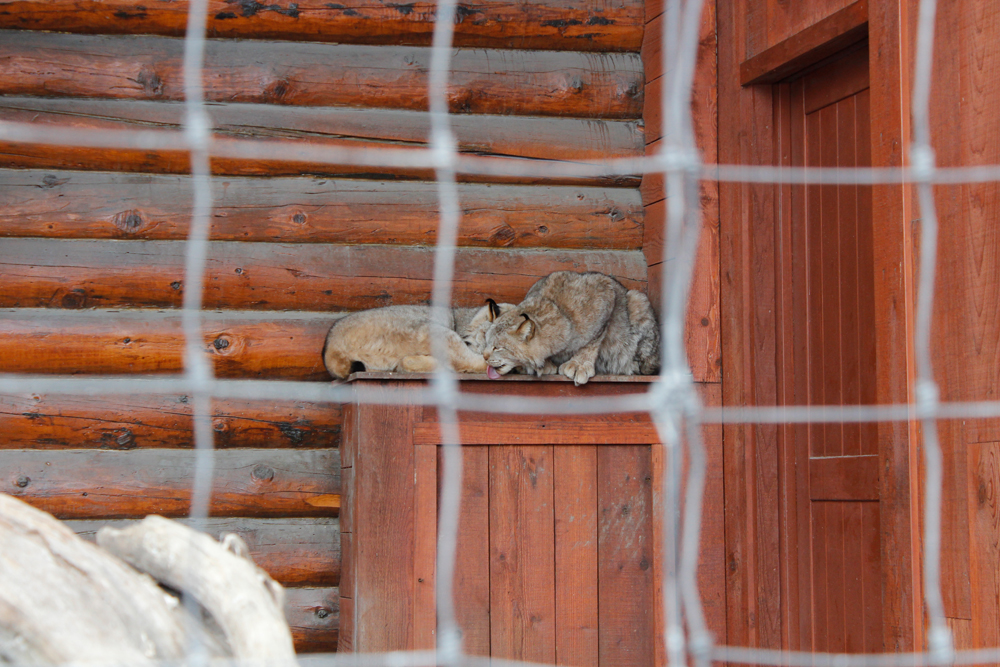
482,271 -> 660,385
323,300 -> 512,380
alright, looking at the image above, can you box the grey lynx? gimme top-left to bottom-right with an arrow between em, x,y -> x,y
323,300 -> 512,380
482,271 -> 660,385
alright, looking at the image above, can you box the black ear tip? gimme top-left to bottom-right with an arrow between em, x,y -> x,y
486,297 -> 500,319
521,313 -> 531,322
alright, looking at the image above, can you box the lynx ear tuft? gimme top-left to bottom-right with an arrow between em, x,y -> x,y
516,313 -> 535,341
486,298 -> 501,321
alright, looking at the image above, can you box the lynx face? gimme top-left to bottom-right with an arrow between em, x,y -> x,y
483,312 -> 543,378
461,299 -> 512,354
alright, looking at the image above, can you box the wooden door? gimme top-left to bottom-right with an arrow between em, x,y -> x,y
775,45 -> 884,653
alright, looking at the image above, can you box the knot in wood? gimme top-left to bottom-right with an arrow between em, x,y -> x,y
14,475 -> 30,488
60,288 -> 88,309
315,608 -> 330,619
292,212 -> 307,224
213,419 -> 228,433
252,464 -> 275,482
116,429 -> 135,449
213,337 -> 231,351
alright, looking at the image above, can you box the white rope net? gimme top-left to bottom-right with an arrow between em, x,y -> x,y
0,0 -> 995,665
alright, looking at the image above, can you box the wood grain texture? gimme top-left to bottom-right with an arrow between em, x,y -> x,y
740,0 -> 868,85
285,587 -> 340,652
868,0 -> 920,652
339,395 -> 419,651
0,312 -> 333,380
0,171 -> 644,249
68,517 -> 341,586
597,445 -> 654,666
0,0 -> 642,52
453,446 -> 491,657
752,0 -> 855,55
0,31 -> 643,118
0,393 -> 341,449
0,98 -> 643,185
717,0 -> 783,652
553,445 -> 599,667
489,445 -> 557,663
0,240 -> 646,311
1,448 -> 341,519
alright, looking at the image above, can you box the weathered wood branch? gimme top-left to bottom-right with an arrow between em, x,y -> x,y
0,313 -> 333,379
0,494 -> 192,664
0,31 -> 642,118
98,516 -> 296,660
69,517 -> 341,586
3,448 -> 341,519
0,98 -> 643,185
0,241 -> 647,310
0,0 -> 642,52
0,170 -> 643,248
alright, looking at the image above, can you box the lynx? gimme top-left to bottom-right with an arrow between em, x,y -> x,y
323,299 -> 512,380
482,271 -> 660,385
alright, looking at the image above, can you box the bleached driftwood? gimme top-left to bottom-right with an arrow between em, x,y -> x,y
98,515 -> 296,661
0,494 -> 190,665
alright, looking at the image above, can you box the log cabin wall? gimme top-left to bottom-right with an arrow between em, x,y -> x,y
0,0 -> 653,654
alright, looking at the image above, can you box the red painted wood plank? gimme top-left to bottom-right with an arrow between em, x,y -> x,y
862,502 -> 883,651
826,502 -> 847,651
454,446 -> 491,657
413,420 -> 660,446
838,94 -> 862,457
597,445 -> 654,666
553,445 -> 598,667
809,455 -> 880,501
489,445 -> 556,663
740,0 -> 867,85
413,445 -> 437,650
818,103 -> 844,456
343,398 -> 419,651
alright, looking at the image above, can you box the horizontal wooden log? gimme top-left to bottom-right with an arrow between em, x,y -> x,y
0,393 -> 341,449
0,312 -> 333,379
0,170 -> 644,249
2,448 -> 341,519
0,241 -> 647,310
0,98 -> 643,185
0,0 -> 641,52
285,587 -> 339,652
68,517 -> 341,586
0,31 -> 642,118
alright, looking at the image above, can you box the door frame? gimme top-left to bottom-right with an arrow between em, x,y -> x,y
717,0 -> 922,655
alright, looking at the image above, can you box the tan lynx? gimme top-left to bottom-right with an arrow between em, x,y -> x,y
323,299 -> 512,380
482,271 -> 660,385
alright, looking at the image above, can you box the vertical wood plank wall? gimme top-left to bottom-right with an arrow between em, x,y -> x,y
927,0 -> 1000,655
720,0 -> 1000,658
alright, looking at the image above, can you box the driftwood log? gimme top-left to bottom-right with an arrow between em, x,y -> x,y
98,516 -> 296,660
0,494 -> 296,663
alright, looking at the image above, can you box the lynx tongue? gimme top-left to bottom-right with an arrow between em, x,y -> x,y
487,366 -> 502,380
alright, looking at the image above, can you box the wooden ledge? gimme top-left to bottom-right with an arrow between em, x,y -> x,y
342,371 -> 661,383
740,0 -> 868,86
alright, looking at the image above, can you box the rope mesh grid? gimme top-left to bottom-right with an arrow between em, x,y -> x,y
0,0 -> 994,664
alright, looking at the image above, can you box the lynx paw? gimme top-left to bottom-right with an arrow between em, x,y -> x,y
540,360 -> 559,376
559,358 -> 595,386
